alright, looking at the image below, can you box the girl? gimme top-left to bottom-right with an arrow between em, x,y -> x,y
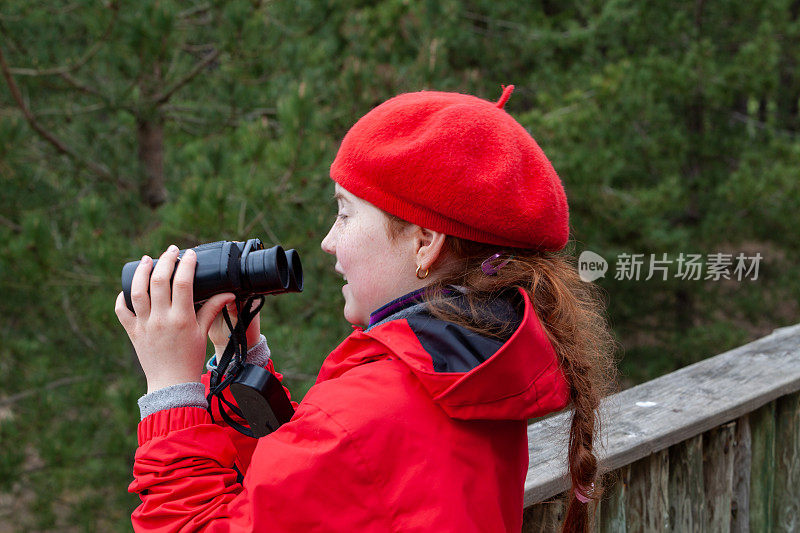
116,86 -> 616,532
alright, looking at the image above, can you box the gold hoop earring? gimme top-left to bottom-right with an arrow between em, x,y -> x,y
416,265 -> 429,280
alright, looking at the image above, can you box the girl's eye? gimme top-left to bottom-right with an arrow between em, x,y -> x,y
336,213 -> 348,221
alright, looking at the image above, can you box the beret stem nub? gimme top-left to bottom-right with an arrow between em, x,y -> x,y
495,84 -> 515,109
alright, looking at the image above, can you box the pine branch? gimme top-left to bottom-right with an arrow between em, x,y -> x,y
0,376 -> 89,407
178,3 -> 213,19
0,45 -> 118,183
6,2 -> 119,77
182,43 -> 216,53
61,293 -> 96,350
58,71 -> 104,99
152,48 -> 220,106
35,103 -> 106,117
0,214 -> 22,233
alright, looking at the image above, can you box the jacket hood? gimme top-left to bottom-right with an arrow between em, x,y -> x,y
318,288 -> 571,421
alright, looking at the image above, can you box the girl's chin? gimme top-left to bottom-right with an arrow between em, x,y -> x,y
343,312 -> 363,326
342,301 -> 366,326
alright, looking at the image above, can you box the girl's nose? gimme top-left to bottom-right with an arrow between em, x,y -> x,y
321,227 -> 335,255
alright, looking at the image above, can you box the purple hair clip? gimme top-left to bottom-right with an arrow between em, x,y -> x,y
481,252 -> 514,275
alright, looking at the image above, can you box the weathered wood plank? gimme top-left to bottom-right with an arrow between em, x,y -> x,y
599,467 -> 629,533
731,416 -> 752,533
593,492 -> 602,533
702,422 -> 735,532
749,401 -> 776,532
522,494 -> 566,533
626,450 -> 668,532
773,391 -> 800,532
668,435 -> 704,531
525,322 -> 800,505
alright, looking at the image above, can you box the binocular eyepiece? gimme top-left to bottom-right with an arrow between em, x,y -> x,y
121,238 -> 303,313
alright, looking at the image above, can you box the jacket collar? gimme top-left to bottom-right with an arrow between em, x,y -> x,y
361,288 -> 571,420
366,287 -> 428,330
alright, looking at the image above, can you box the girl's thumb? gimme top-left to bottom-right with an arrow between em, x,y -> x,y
197,293 -> 236,333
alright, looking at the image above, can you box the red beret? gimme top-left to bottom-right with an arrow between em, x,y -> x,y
329,86 -> 569,251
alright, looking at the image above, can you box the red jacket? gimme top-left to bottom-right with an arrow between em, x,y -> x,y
129,289 -> 570,532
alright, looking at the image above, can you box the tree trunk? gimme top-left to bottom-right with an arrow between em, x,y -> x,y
675,287 -> 694,336
137,117 -> 166,208
777,0 -> 800,132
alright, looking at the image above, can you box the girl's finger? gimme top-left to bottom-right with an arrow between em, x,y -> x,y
150,245 -> 179,312
215,302 -> 236,335
114,291 -> 135,329
223,301 -> 239,328
172,248 -> 197,312
130,255 -> 153,319
197,293 -> 236,335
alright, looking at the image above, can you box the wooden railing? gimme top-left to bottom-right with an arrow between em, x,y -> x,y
522,323 -> 800,532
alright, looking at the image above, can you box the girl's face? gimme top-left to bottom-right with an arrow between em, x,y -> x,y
321,184 -> 420,326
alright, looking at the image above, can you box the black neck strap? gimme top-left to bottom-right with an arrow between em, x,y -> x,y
206,295 -> 265,437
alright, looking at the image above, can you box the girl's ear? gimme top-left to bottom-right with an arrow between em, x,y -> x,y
414,227 -> 448,271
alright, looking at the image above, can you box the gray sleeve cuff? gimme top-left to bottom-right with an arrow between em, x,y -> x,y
244,334 -> 271,367
138,381 -> 207,420
206,334 -> 271,372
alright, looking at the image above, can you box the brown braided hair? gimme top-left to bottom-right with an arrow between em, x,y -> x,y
385,214 -> 618,533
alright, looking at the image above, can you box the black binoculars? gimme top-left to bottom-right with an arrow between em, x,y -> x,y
121,238 -> 303,313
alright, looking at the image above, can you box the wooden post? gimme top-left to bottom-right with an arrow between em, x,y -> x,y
522,494 -> 566,533
626,450 -> 669,532
749,401 -> 776,532
668,435 -> 705,531
702,422 -> 735,532
731,415 -> 752,533
593,491 -> 602,533
773,391 -> 800,532
599,466 -> 629,533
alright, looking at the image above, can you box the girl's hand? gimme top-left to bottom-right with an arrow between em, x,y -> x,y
115,245 -> 235,393
208,300 -> 262,356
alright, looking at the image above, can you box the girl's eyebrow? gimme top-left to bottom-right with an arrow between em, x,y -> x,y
333,192 -> 348,203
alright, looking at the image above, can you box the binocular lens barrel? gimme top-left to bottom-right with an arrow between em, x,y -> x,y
244,246 -> 289,294
286,249 -> 303,293
121,239 -> 301,313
